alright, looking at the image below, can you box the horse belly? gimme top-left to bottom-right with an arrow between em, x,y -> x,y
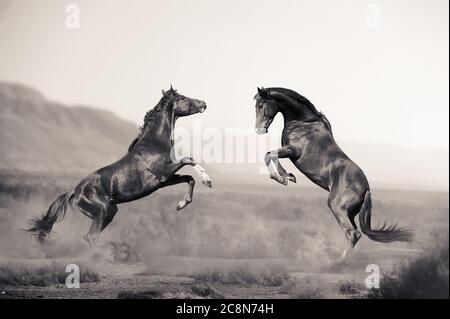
112,166 -> 161,203
293,157 -> 331,190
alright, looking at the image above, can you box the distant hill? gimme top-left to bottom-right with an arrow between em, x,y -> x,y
0,82 -> 138,173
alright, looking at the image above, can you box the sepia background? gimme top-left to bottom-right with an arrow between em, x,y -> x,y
0,0 -> 448,298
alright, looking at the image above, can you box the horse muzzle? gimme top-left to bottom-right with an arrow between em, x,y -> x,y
198,102 -> 207,113
256,127 -> 268,135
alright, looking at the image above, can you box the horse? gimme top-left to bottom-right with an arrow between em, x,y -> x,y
254,87 -> 412,261
27,87 -> 212,246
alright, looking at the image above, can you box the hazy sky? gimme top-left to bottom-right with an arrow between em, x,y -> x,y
0,0 -> 448,152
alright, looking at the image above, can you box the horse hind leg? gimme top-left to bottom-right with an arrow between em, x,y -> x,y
346,201 -> 363,259
342,229 -> 362,261
84,218 -> 102,247
73,188 -> 114,246
72,198 -> 101,246
328,192 -> 362,262
101,203 -> 118,232
83,203 -> 118,246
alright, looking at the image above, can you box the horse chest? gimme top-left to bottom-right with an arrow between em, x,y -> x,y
143,152 -> 173,180
282,129 -> 309,151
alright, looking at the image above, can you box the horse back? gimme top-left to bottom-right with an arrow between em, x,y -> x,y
74,151 -> 162,203
284,121 -> 367,190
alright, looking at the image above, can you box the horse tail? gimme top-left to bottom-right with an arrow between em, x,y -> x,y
27,191 -> 75,243
359,191 -> 413,243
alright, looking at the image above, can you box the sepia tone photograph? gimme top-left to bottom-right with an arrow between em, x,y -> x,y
0,0 -> 448,305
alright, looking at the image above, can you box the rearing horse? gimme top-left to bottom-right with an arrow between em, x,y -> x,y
254,87 -> 412,260
28,87 -> 212,245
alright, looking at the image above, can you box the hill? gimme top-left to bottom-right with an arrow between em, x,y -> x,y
0,82 -> 137,173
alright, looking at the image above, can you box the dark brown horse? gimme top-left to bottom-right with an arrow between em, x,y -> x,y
254,87 -> 412,260
28,87 -> 212,245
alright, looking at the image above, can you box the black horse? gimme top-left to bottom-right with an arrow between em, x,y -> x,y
254,87 -> 412,260
28,87 -> 212,245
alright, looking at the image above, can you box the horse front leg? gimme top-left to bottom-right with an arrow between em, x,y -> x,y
161,174 -> 195,211
264,146 -> 297,185
174,157 -> 212,188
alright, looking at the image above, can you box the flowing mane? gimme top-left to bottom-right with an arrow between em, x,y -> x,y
267,87 -> 333,135
127,91 -> 177,151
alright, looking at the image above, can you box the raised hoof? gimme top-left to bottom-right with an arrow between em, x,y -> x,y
270,174 -> 288,186
177,199 -> 191,211
202,179 -> 212,188
287,173 -> 296,183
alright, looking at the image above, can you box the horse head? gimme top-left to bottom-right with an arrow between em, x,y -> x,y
162,86 -> 207,118
254,87 -> 280,134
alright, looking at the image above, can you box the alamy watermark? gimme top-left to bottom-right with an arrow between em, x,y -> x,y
65,263 -> 80,288
170,119 -> 283,174
365,264 -> 380,289
65,3 -> 80,29
365,3 -> 381,29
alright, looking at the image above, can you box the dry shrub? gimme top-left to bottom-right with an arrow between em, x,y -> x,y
337,281 -> 366,296
280,277 -> 327,299
0,259 -> 99,287
191,264 -> 290,286
368,238 -> 449,299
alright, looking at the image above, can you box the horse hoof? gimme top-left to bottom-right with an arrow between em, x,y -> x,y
177,200 -> 189,211
279,177 -> 288,186
275,179 -> 288,186
202,179 -> 212,188
270,174 -> 288,186
287,173 -> 296,183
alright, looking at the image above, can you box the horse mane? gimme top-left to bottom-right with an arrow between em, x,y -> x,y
267,87 -> 333,135
127,138 -> 139,152
127,91 -> 176,152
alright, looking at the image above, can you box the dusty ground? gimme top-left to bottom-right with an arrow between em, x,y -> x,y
0,250 -> 417,299
0,264 -> 358,299
0,173 -> 447,299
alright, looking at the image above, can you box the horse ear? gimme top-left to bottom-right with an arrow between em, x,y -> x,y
162,89 -> 168,96
257,87 -> 262,94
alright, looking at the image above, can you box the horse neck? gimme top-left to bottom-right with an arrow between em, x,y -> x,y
279,101 -> 317,125
140,107 -> 175,144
